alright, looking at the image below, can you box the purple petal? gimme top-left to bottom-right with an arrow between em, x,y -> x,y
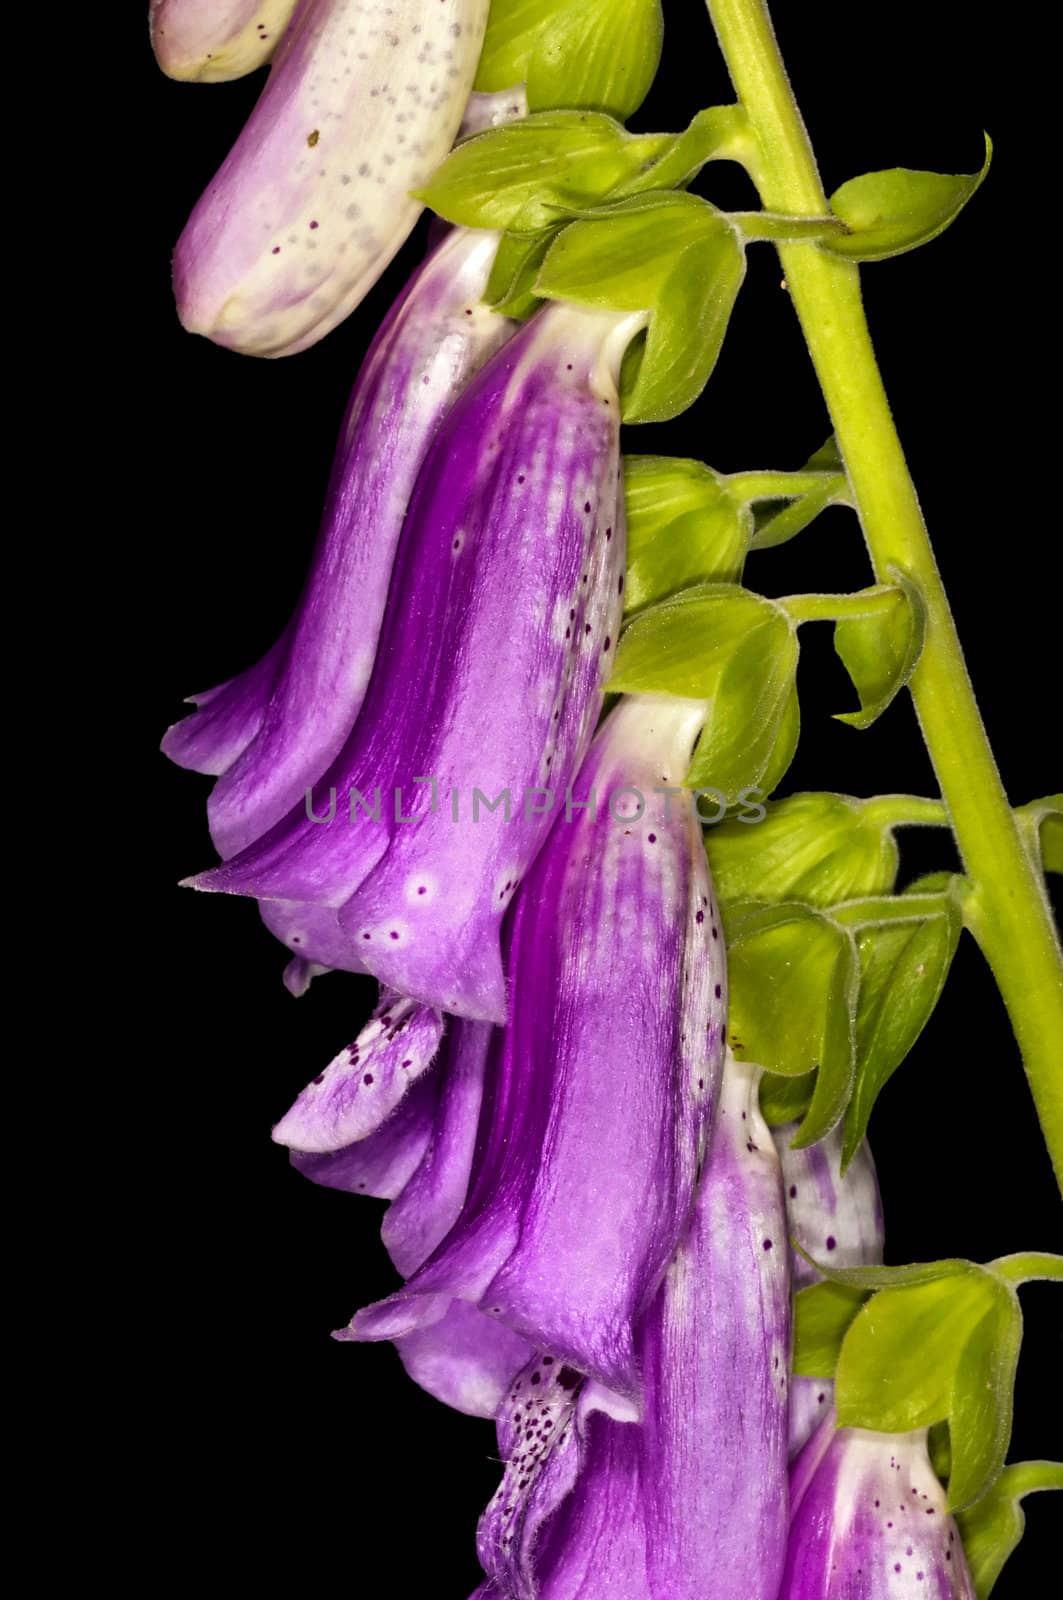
150,0 -> 298,81
471,1051 -> 790,1598
271,989 -> 443,1153
290,1067 -> 441,1198
189,306 -> 637,1021
396,1301 -> 533,1419
164,228 -> 515,858
775,1124 -> 884,1456
348,694 -> 726,1393
161,631 -> 290,778
381,1020 -> 492,1276
173,0 -> 490,355
779,1426 -> 976,1598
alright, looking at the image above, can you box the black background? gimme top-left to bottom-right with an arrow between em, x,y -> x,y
123,2 -> 1059,1592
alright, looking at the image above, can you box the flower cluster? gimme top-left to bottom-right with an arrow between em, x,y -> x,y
156,4 -> 996,1593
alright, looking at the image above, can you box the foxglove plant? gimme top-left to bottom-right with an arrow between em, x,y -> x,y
174,0 -> 490,355
157,0 -> 1061,1590
187,302 -> 641,1021
149,0 -> 299,80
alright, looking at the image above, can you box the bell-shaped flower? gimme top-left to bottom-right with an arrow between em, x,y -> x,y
775,1123 -> 884,1456
173,0 -> 490,355
149,0 -> 298,81
472,1049 -> 790,1599
186,303 -> 641,1021
344,693 -> 728,1397
163,226 -> 515,859
781,1420 -> 977,1598
287,1015 -> 534,1415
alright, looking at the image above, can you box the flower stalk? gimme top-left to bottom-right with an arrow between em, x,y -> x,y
706,0 -> 1063,1188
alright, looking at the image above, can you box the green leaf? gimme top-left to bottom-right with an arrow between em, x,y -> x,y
834,1268 -> 997,1433
957,1461 -> 1063,1598
759,1068 -> 815,1126
683,606 -> 799,802
535,193 -> 746,422
623,456 -> 748,613
947,1291 -> 1022,1509
793,1279 -> 868,1378
835,568 -> 927,726
825,134 -> 992,261
725,905 -> 857,1145
608,583 -> 779,698
840,896 -> 962,1168
475,0 -> 664,120
706,793 -> 899,908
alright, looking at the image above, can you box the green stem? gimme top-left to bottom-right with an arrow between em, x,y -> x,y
726,469 -> 845,502
706,0 -> 1063,1187
990,1252 -> 1063,1286
780,586 -> 897,624
860,794 -> 950,830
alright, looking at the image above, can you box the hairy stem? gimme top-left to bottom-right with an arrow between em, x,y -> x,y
706,0 -> 1063,1186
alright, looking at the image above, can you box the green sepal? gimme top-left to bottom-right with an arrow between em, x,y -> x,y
484,231 -> 555,318
609,583 -> 775,697
835,567 -> 926,726
824,134 -> 992,261
683,607 -> 799,801
535,193 -> 746,421
793,1279 -> 868,1378
706,793 -> 899,908
759,1068 -> 815,1127
840,883 -> 963,1169
820,1254 -> 1043,1510
834,1267 -> 996,1429
418,111 -> 673,232
946,1291 -> 1022,1510
725,902 -> 858,1145
475,0 -> 663,121
623,456 -> 749,614
957,1461 -> 1063,1598
609,583 -> 800,802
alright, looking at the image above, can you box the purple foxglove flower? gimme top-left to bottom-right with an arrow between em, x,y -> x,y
472,1049 -> 790,1599
781,1422 -> 977,1598
163,226 -> 515,859
290,1016 -> 534,1415
149,0 -> 298,81
187,304 -> 641,1021
344,693 -> 727,1395
775,1123 -> 884,1456
174,0 -> 490,355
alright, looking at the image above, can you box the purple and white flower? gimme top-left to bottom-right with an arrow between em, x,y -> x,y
174,0 -> 490,355
782,1420 -> 977,1598
163,225 -> 515,859
345,694 -> 727,1394
187,304 -> 640,1021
